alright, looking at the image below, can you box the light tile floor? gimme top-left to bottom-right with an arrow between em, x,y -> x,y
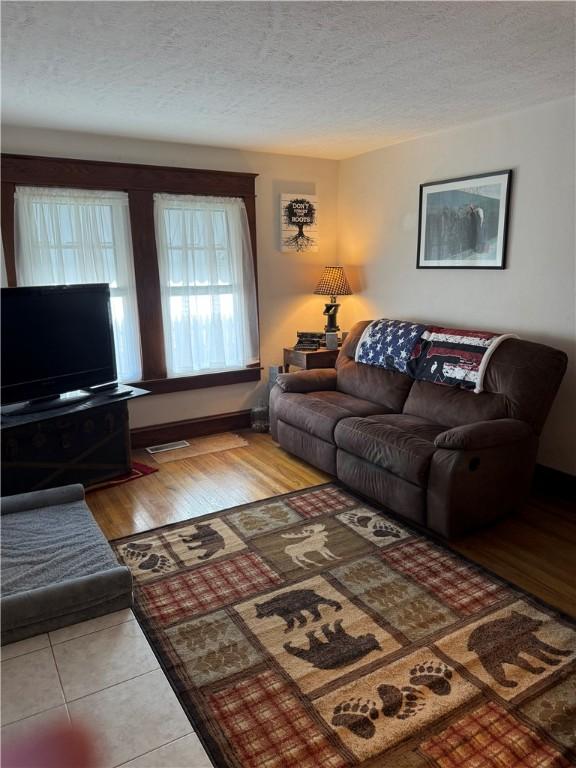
1,609 -> 213,767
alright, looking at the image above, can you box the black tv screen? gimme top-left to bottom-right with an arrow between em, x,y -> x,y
1,284 -> 117,405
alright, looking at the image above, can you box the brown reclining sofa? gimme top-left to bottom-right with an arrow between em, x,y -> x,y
270,321 -> 567,538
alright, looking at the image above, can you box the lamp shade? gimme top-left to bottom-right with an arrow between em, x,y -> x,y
314,265 -> 352,296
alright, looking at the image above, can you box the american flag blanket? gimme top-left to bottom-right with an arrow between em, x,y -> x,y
415,326 -> 518,392
355,319 -> 427,376
355,320 -> 517,393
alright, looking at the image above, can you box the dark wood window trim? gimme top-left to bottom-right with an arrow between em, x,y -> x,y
1,153 -> 260,393
127,189 -> 166,380
136,367 -> 262,395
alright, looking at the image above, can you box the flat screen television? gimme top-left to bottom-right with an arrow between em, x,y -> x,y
1,284 -> 117,406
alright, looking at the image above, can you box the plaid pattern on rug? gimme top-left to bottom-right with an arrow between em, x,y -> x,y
208,670 -> 348,768
421,701 -> 572,768
285,485 -> 358,518
139,552 -> 282,625
112,484 -> 576,768
380,538 -> 509,615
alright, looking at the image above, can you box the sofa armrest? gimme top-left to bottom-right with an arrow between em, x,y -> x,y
276,368 -> 337,393
1,484 -> 86,516
434,419 -> 534,451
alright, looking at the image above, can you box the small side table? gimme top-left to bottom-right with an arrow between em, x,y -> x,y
283,346 -> 340,373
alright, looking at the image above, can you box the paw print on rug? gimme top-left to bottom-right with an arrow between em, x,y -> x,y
331,687 -> 424,740
123,542 -> 173,574
371,520 -> 402,539
330,661 -> 456,740
341,512 -> 402,541
378,684 -> 426,720
409,661 -> 453,695
331,698 -> 380,739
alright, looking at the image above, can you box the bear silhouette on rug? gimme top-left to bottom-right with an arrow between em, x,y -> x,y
180,523 -> 225,560
284,619 -> 380,669
255,589 -> 342,632
467,611 -> 571,688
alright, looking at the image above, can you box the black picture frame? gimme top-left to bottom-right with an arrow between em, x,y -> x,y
416,169 -> 512,270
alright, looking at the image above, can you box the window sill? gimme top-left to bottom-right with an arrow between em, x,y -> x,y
129,366 -> 262,395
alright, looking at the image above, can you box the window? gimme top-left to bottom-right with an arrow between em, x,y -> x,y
1,153 -> 260,394
14,186 -> 142,382
154,194 -> 258,377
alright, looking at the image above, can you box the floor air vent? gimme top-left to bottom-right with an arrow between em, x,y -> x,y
145,440 -> 190,454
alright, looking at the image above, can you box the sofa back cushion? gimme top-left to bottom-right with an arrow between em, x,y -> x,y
403,380 -> 508,427
339,322 -> 567,434
403,338 -> 567,432
336,321 -> 413,411
482,337 -> 568,432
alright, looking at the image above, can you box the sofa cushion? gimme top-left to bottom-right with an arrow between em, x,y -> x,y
336,356 -> 414,411
1,491 -> 133,644
403,379 -> 508,428
402,339 -> 568,435
334,414 -> 447,487
2,498 -> 122,596
483,338 -> 568,433
277,421 -> 337,475
337,450 -> 426,524
274,390 -> 386,443
335,321 -> 414,410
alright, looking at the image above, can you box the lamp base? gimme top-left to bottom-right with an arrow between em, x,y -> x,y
322,302 -> 340,333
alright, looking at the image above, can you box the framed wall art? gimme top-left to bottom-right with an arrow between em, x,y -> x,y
281,194 -> 319,252
417,170 -> 512,269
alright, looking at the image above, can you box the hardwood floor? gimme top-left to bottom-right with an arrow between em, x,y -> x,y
87,431 -> 576,618
451,495 -> 576,618
87,432 -> 328,539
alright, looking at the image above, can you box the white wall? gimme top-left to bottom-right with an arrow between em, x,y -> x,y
337,98 -> 576,474
3,98 -> 574,473
1,127 -> 344,428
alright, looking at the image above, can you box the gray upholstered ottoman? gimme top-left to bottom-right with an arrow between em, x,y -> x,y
1,484 -> 133,645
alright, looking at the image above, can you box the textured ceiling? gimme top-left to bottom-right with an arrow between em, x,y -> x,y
2,1 -> 574,159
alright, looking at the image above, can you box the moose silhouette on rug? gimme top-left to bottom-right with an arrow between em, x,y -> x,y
180,523 -> 226,561
255,589 -> 342,632
284,619 -> 380,669
467,611 -> 572,688
281,524 -> 341,569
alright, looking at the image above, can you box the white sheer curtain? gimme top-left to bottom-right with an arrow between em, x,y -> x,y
15,186 -> 142,382
154,194 -> 259,377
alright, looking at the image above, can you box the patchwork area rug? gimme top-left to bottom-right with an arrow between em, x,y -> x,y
112,484 -> 576,768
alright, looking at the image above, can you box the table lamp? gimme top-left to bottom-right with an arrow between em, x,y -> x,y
314,265 -> 352,333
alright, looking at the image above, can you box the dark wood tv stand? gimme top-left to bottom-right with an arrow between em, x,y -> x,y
1,386 -> 149,496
